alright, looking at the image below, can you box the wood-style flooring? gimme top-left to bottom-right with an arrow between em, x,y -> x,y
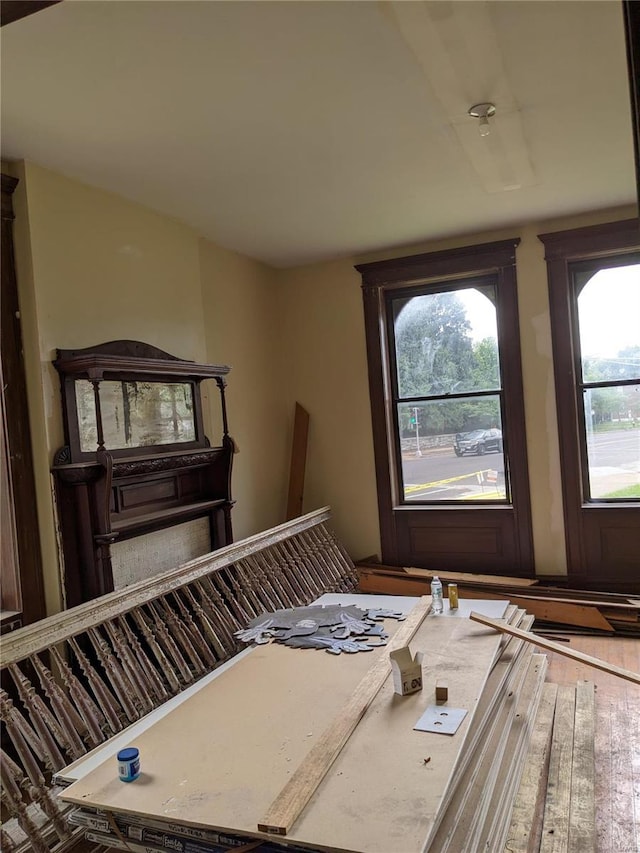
544,635 -> 639,853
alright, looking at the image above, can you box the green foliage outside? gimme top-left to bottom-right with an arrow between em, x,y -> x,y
593,420 -> 639,433
394,290 -> 502,436
582,346 -> 640,383
602,484 -> 640,499
583,346 -> 640,427
394,292 -> 639,437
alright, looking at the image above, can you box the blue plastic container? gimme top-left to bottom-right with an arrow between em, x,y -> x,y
117,747 -> 140,782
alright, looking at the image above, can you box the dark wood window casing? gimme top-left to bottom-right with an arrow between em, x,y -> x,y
539,219 -> 640,593
1,173 -> 46,630
357,239 -> 534,577
623,1 -> 640,209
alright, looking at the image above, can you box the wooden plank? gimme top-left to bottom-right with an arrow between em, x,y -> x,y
600,608 -> 638,622
402,566 -> 538,586
358,569 -> 435,598
427,650 -> 534,851
482,593 -> 638,613
357,562 -> 538,586
568,681 -> 595,853
359,564 -> 640,608
521,597 -> 639,613
257,595 -> 431,835
524,588 -> 640,606
359,569 -> 615,631
506,682 -> 558,853
610,659 -> 640,853
540,684 -> 576,853
469,613 -> 640,685
458,587 -> 611,632
474,654 -> 549,853
546,635 -> 640,853
424,611 -> 534,840
488,596 -> 613,632
438,651 -> 545,853
621,640 -> 640,853
604,622 -> 640,638
285,403 -> 310,521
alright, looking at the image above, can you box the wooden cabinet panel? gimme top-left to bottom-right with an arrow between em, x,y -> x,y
394,508 -> 529,576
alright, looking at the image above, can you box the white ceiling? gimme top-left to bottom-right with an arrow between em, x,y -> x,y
1,1 -> 635,268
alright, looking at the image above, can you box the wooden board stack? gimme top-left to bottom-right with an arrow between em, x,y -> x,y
424,608 -> 550,852
56,599 -> 567,853
357,563 -> 640,635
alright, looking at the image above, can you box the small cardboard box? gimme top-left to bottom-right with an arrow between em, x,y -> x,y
390,647 -> 424,696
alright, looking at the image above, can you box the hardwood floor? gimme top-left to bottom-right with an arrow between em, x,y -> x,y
544,636 -> 640,853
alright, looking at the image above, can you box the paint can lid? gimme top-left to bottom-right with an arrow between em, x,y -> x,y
117,747 -> 139,761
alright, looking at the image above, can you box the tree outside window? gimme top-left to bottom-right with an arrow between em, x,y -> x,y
358,237 -> 533,576
390,282 -> 507,502
574,262 -> 640,500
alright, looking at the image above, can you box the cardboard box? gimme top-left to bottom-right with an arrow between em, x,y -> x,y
390,647 -> 424,695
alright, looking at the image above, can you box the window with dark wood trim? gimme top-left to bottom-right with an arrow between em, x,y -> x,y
539,219 -> 640,593
357,239 -> 534,577
1,173 -> 46,629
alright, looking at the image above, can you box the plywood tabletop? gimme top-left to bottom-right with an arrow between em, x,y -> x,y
60,600 -> 507,853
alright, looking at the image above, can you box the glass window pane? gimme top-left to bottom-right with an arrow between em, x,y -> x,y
578,264 -> 640,383
393,285 -> 500,398
399,398 -> 506,502
583,385 -> 640,499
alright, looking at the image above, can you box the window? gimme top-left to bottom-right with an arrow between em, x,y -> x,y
540,219 -> 640,591
390,281 -> 507,503
1,173 -> 46,629
575,261 -> 640,500
357,239 -> 534,576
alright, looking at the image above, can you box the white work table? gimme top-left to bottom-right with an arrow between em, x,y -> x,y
59,595 -> 508,853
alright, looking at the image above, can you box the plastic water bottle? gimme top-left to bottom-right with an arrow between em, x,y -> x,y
431,576 -> 443,615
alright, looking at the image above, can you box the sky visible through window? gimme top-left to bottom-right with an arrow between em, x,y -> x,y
578,264 -> 639,360
457,288 -> 497,343
577,263 -> 639,500
459,266 -> 639,362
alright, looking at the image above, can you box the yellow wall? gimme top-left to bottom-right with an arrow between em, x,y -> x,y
276,259 -> 380,561
10,162 -> 289,614
199,240 -> 289,539
278,204 -> 637,575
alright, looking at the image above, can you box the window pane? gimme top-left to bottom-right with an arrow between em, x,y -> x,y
399,398 -> 506,501
393,285 -> 500,398
584,385 -> 640,498
578,264 -> 640,383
